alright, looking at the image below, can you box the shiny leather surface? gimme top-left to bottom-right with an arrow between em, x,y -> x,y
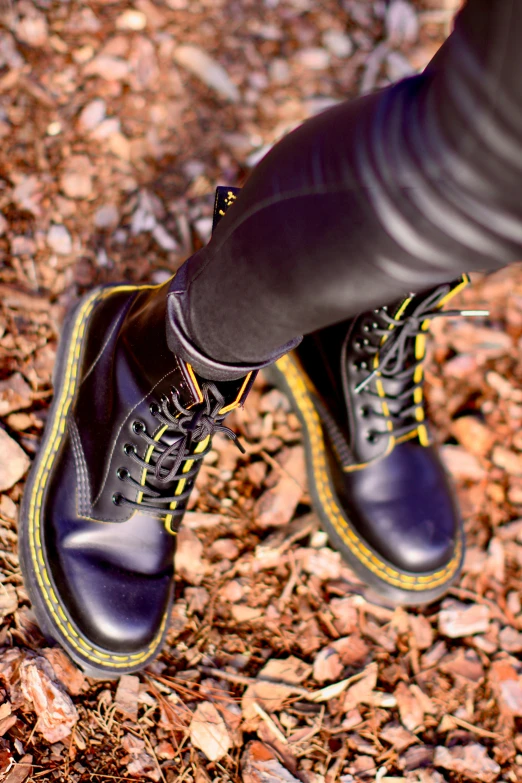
295,306 -> 460,575
41,282 -> 253,652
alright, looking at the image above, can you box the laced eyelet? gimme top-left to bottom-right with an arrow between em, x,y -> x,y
132,420 -> 145,434
149,402 -> 160,416
366,432 -> 377,444
360,407 -> 369,418
123,443 -> 135,455
112,493 -> 123,506
117,467 -> 129,481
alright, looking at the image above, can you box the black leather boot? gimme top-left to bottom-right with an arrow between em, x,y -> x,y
19,278 -> 255,678
268,276 -> 485,606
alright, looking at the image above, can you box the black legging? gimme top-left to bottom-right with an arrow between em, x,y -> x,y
167,0 -> 522,379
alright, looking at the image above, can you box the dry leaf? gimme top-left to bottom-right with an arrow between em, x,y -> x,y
190,701 -> 231,762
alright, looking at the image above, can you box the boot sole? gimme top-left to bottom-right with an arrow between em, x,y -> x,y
264,354 -> 464,608
19,285 -> 173,679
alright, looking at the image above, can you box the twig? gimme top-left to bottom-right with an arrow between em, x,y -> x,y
252,701 -> 288,744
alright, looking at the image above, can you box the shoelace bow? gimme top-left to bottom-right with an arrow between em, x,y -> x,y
115,382 -> 244,520
353,284 -> 488,441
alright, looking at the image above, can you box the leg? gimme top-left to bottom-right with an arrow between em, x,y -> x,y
168,0 -> 522,375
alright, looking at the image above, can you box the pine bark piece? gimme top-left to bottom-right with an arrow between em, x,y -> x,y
0,429 -> 30,492
394,681 -> 424,732
19,657 -> 78,743
0,374 -> 33,417
312,646 -> 343,683
254,447 -> 306,528
175,527 -> 208,585
42,649 -> 85,696
4,754 -> 32,783
189,701 -> 231,762
438,600 -> 490,638
433,744 -> 501,783
241,741 -> 301,783
115,675 -> 140,722
489,660 -> 522,717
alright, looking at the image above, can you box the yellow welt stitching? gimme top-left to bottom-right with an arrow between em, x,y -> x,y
28,286 -> 170,666
276,354 -> 461,590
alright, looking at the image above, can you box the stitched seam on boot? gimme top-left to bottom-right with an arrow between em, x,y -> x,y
28,286 -> 169,666
276,353 -> 461,589
69,415 -> 91,517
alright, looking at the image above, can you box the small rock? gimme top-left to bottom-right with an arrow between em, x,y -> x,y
294,47 -> 331,70
15,9 -> 48,47
438,600 -> 490,638
11,236 -> 36,256
47,224 -> 72,255
60,156 -> 93,200
78,99 -> 106,132
231,605 -> 263,623
299,547 -> 342,581
190,701 -> 231,762
322,30 -> 353,58
83,55 -> 130,81
208,538 -> 240,560
499,626 -> 522,654
0,429 -> 30,491
116,10 -> 147,30
433,744 -> 500,783
94,204 -> 119,229
386,0 -> 419,47
440,445 -> 486,481
492,446 -> 522,476
451,416 -> 495,458
174,45 -> 240,102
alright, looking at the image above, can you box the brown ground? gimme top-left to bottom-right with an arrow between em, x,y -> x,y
0,0 -> 521,781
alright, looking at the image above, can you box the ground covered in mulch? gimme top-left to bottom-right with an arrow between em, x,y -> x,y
1,0 -> 521,781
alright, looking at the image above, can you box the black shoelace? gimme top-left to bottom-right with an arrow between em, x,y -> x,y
113,382 -> 244,521
353,285 -> 488,442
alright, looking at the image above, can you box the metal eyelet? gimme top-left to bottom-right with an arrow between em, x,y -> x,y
360,407 -> 369,418
112,493 -> 123,506
149,402 -> 160,416
366,432 -> 377,444
362,323 -> 370,332
359,361 -> 367,370
132,420 -> 145,434
363,338 -> 370,346
117,467 -> 129,481
123,443 -> 135,455
372,322 -> 379,329
355,339 -> 362,349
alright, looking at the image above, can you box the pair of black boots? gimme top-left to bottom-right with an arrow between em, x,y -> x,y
19,191 -> 472,677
